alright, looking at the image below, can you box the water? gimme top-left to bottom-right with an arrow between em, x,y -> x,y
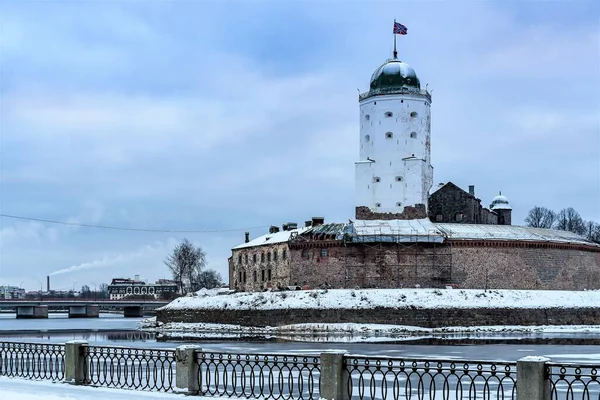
0,313 -> 599,363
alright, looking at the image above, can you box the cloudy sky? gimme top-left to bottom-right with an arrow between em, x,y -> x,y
1,1 -> 598,291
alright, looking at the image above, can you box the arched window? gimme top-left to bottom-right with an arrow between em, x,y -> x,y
384,112 -> 393,117
365,114 -> 370,121
410,132 -> 417,138
436,213 -> 444,222
395,176 -> 403,182
396,202 -> 402,207
375,203 -> 382,207
365,135 -> 370,142
267,252 -> 271,262
253,254 -> 257,263
410,111 -> 418,118
253,271 -> 257,282
373,177 -> 381,183
261,253 -> 265,262
385,132 -> 393,139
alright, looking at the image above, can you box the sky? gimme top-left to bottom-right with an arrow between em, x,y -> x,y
0,0 -> 599,291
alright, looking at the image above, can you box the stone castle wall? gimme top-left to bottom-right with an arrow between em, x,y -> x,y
157,306 -> 600,328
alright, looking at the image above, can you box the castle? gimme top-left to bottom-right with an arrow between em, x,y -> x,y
228,47 -> 600,292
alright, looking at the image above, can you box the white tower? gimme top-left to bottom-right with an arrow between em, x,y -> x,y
355,54 -> 433,220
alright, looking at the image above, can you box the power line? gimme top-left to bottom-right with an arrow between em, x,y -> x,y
0,213 -> 268,233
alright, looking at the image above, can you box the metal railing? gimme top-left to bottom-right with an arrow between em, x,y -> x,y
195,351 -> 321,399
548,363 -> 600,400
345,355 -> 516,400
0,341 -> 64,380
83,345 -> 175,392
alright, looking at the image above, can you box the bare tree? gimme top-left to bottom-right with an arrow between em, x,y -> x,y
164,238 -> 207,294
525,206 -> 556,228
585,220 -> 600,244
194,269 -> 223,290
555,208 -> 586,235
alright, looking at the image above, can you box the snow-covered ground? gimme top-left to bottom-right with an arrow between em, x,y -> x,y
163,288 -> 600,311
0,378 -> 187,400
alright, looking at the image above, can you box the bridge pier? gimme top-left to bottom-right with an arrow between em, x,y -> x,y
68,305 -> 100,318
16,305 -> 49,319
123,306 -> 144,318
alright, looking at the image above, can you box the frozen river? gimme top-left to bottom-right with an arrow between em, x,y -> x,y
0,313 -> 599,363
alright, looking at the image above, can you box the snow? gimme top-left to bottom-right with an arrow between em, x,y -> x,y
160,287 -> 600,312
348,219 -> 444,243
232,227 -> 309,249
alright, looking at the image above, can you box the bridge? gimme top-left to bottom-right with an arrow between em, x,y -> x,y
0,299 -> 170,318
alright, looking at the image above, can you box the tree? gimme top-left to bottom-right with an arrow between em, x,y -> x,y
164,238 -> 207,295
585,221 -> 600,244
525,206 -> 556,228
194,269 -> 223,290
555,208 -> 586,235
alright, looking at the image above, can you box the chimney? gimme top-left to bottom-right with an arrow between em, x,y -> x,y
311,217 -> 325,226
46,276 -> 50,292
305,220 -> 312,227
282,223 -> 289,231
134,274 -> 140,281
269,225 -> 280,234
244,232 -> 250,243
287,222 -> 298,230
469,185 -> 475,196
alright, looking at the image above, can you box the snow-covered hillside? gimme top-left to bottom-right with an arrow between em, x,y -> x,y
160,288 -> 600,311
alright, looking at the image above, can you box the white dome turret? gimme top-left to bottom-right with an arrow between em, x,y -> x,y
490,192 -> 512,210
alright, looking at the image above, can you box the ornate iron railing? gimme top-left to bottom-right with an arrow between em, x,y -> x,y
345,355 -> 516,400
0,341 -> 64,380
83,345 -> 175,392
548,363 -> 600,400
195,351 -> 321,399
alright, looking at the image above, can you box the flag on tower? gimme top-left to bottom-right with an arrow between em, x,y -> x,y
393,22 -> 407,35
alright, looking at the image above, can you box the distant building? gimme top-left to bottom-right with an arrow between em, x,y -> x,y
0,285 -> 25,299
107,277 -> 178,300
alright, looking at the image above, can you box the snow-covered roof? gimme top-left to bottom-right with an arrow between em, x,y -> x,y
232,227 -> 309,250
429,182 -> 447,195
434,223 -> 597,246
489,193 -> 512,210
347,219 -> 445,243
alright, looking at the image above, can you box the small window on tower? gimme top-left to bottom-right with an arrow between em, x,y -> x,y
365,135 -> 370,142
410,112 -> 418,118
410,132 -> 417,138
436,213 -> 443,222
395,176 -> 403,182
385,112 -> 393,117
373,177 -> 381,183
385,132 -> 393,139
396,202 -> 402,207
455,213 -> 464,223
365,114 -> 370,121
375,203 -> 382,207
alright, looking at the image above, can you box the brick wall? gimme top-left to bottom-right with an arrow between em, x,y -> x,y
157,306 -> 600,328
355,205 -> 427,220
450,245 -> 600,290
230,243 -> 292,291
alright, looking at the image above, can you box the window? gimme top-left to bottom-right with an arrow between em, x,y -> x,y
373,177 -> 381,183
436,213 -> 443,222
253,254 -> 257,263
267,252 -> 271,262
261,270 -> 265,282
243,271 -> 247,283
261,253 -> 265,262
395,176 -> 403,182
410,132 -> 417,138
385,132 -> 393,139
384,111 -> 393,117
401,99 -> 404,103
274,251 -> 278,261
253,271 -> 257,282
302,249 -> 309,259
245,254 -> 248,263
365,134 -> 370,142
238,271 -> 242,282
238,255 -> 242,264
365,114 -> 370,121
375,203 -> 382,207
396,202 -> 402,207
410,111 -> 418,118
268,269 -> 272,281
321,248 -> 328,257
455,212 -> 464,222
283,249 -> 287,260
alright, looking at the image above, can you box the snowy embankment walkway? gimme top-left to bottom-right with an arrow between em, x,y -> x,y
145,288 -> 600,340
162,287 -> 600,311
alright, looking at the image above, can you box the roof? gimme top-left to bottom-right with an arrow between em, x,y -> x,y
232,227 -> 309,250
490,194 -> 512,210
298,223 -> 347,239
434,223 -> 597,246
346,219 -> 445,243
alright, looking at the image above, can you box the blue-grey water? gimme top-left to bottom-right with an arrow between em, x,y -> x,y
0,313 -> 599,363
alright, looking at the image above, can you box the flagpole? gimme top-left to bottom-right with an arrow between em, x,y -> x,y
393,19 -> 397,58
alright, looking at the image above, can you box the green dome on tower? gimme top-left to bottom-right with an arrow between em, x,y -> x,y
366,57 -> 421,98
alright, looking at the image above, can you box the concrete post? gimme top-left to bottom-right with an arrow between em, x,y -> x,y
175,345 -> 202,394
320,350 -> 348,400
517,356 -> 551,400
64,340 -> 88,385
